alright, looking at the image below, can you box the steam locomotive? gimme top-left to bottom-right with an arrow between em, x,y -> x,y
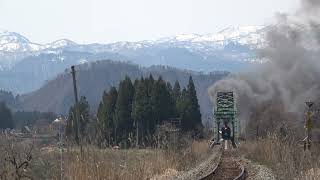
221,124 -> 231,140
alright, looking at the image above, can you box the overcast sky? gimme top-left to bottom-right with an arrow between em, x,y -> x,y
0,0 -> 299,44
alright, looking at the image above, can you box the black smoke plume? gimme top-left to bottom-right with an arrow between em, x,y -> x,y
208,0 -> 320,138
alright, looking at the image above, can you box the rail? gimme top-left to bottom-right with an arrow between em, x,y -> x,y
199,141 -> 246,180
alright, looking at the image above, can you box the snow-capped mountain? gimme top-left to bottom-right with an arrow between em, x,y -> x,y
0,26 -> 267,94
157,25 -> 265,45
42,39 -> 77,50
0,25 -> 267,53
104,25 -> 267,53
0,30 -> 78,52
0,29 -> 41,52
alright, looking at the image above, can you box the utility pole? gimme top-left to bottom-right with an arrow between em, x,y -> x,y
304,101 -> 313,151
71,66 -> 81,146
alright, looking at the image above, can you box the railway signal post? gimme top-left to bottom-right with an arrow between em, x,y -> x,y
304,101 -> 313,151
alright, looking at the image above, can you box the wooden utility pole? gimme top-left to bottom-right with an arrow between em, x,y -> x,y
71,66 -> 80,145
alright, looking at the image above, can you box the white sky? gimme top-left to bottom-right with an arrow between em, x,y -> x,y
0,0 -> 299,44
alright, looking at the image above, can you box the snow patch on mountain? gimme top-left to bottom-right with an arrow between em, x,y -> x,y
0,25 -> 267,53
101,25 -> 267,55
0,31 -> 77,52
43,39 -> 77,49
0,30 -> 42,52
173,25 -> 266,48
0,25 -> 268,72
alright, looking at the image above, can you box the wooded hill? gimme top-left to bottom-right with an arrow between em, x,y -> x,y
19,60 -> 228,125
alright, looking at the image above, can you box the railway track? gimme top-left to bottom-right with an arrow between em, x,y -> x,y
200,141 -> 246,180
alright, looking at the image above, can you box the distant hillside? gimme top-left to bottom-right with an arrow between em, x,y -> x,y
0,51 -> 126,93
19,60 -> 228,124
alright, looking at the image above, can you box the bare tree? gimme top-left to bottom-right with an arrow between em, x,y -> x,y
1,139 -> 34,180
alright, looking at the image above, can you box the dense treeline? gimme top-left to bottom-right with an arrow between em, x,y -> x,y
13,111 -> 56,129
94,75 -> 202,147
0,102 -> 13,129
0,90 -> 17,109
0,90 -> 57,130
0,90 -> 15,129
65,75 -> 202,147
0,108 -> 56,130
0,90 -> 14,101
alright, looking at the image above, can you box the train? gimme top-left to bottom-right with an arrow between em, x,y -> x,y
220,123 -> 231,140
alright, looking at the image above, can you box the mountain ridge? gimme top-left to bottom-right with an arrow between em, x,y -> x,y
0,25 -> 267,53
0,26 -> 266,94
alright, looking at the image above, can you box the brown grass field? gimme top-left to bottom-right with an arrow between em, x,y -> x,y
0,136 -> 210,180
239,134 -> 320,180
2,133 -> 320,179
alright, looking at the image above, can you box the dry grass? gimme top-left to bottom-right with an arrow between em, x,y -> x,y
239,134 -> 320,180
64,148 -> 177,180
62,140 -> 210,180
1,136 -> 211,180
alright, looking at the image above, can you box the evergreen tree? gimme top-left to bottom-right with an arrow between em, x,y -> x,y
131,78 -> 149,146
144,75 -> 155,138
150,77 -> 174,126
133,79 -> 139,89
172,80 -> 181,117
78,96 -> 90,137
97,92 -> 106,133
107,87 -> 118,143
66,106 -> 75,136
176,88 -> 192,130
187,76 -> 202,128
166,82 -> 173,94
114,76 -> 134,145
97,87 -> 118,145
177,76 -> 203,132
66,96 -> 90,142
166,81 -> 175,118
172,80 -> 181,101
0,102 -> 14,129
96,102 -> 105,145
146,74 -> 155,98
148,74 -> 154,84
